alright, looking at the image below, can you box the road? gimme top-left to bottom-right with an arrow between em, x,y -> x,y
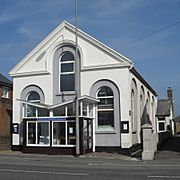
0,152 -> 179,180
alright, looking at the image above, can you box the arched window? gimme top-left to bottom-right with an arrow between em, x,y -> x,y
97,86 -> 114,131
27,91 -> 40,103
131,89 -> 135,130
60,51 -> 75,91
26,91 -> 40,117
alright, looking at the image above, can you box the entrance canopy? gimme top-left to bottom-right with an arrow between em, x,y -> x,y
17,95 -> 99,119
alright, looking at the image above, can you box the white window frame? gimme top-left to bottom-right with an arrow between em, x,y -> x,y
26,121 -> 50,146
158,120 -> 166,132
59,51 -> 75,92
52,120 -> 76,147
25,92 -> 41,118
96,87 -> 114,131
2,87 -> 9,98
131,89 -> 135,131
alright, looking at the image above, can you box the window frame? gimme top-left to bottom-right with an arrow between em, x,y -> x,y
96,86 -> 114,131
25,91 -> 41,118
59,51 -> 75,92
26,121 -> 50,146
158,117 -> 166,132
2,87 -> 9,98
52,120 -> 76,147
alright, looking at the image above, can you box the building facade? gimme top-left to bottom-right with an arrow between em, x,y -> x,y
0,73 -> 12,149
9,21 -> 157,155
156,88 -> 175,147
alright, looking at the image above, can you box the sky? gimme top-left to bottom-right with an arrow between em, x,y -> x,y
0,0 -> 180,115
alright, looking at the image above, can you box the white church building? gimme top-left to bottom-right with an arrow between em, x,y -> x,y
9,21 -> 157,155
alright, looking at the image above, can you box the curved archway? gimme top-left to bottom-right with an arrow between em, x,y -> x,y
89,79 -> 121,148
21,85 -> 45,103
52,44 -> 81,104
131,79 -> 138,132
90,79 -> 120,132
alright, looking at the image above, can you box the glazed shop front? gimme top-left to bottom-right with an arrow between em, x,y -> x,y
17,96 -> 97,155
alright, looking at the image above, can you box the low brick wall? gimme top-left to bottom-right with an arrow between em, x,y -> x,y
0,136 -> 11,150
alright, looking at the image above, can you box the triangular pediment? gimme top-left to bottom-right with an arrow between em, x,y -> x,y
9,21 -> 133,77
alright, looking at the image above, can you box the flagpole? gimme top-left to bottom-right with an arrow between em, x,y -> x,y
75,0 -> 80,156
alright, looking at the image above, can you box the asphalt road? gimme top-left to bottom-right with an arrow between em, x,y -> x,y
0,152 -> 179,180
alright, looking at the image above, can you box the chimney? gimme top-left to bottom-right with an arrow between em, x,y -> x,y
167,87 -> 173,100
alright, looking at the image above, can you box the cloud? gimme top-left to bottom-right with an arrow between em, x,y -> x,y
0,0 -> 67,24
90,0 -> 147,17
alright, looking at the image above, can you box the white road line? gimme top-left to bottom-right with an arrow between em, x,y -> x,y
148,176 -> 180,179
0,169 -> 88,176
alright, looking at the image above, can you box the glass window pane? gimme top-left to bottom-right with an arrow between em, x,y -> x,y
28,122 -> 36,144
98,98 -> 113,109
67,103 -> 75,116
27,105 -> 36,117
27,91 -> 40,101
83,103 -> 88,116
98,86 -> 113,97
61,63 -> 74,73
60,74 -> 75,91
98,111 -> 114,128
89,104 -> 93,117
159,122 -> 165,131
67,122 -> 76,145
54,106 -> 66,116
38,108 -> 49,117
53,122 -> 66,145
37,122 -> 49,145
61,52 -> 74,62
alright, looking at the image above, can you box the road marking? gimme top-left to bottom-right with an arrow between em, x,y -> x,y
0,169 -> 88,176
148,176 -> 180,179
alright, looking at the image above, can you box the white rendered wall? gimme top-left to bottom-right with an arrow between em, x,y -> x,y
128,71 -> 157,146
12,74 -> 53,145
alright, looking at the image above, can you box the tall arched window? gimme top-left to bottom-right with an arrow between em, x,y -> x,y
26,91 -> 40,117
131,89 -> 135,130
60,51 -> 75,91
97,86 -> 114,131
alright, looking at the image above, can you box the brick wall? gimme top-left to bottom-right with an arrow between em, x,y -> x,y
0,86 -> 12,149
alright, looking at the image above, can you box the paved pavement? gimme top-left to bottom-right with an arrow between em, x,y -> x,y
0,134 -> 179,161
155,134 -> 180,160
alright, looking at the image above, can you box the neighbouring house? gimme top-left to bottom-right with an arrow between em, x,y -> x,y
9,21 -> 158,155
174,115 -> 180,134
156,87 -> 175,147
0,73 -> 13,149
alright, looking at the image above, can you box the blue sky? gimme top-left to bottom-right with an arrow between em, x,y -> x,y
0,0 -> 180,115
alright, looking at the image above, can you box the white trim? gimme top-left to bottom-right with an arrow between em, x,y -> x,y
26,121 -> 50,146
51,121 -> 76,146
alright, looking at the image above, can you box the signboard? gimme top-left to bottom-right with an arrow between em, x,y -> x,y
36,117 -> 66,121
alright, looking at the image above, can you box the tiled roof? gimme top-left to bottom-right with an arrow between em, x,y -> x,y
0,73 -> 12,86
156,99 -> 170,116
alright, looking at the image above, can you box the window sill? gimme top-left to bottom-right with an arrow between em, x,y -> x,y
1,96 -> 9,99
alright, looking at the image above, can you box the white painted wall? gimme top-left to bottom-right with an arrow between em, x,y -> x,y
11,22 -> 157,150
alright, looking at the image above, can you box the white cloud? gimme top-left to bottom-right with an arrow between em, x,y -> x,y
0,0 -> 67,24
90,0 -> 147,17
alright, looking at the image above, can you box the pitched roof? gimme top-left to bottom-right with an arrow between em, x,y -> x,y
156,99 -> 170,116
175,115 -> 180,122
9,21 -> 133,76
0,73 -> 12,87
